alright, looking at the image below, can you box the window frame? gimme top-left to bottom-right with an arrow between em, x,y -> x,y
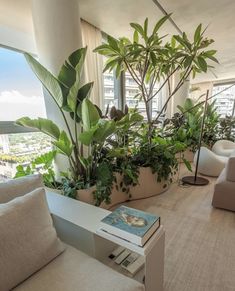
212,81 -> 235,118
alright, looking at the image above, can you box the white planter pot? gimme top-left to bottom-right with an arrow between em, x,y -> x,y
129,167 -> 168,200
76,167 -> 169,209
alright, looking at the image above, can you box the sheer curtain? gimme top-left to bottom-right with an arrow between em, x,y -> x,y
81,20 -> 104,109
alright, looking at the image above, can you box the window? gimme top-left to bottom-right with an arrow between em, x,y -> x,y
103,56 -> 120,110
0,46 -> 49,181
212,83 -> 235,117
124,72 -> 162,120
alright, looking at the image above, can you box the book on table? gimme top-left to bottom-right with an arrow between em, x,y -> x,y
99,205 -> 160,246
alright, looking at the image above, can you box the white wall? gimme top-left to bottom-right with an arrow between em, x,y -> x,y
0,25 -> 36,53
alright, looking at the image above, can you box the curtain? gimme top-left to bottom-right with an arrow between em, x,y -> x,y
81,20 -> 104,109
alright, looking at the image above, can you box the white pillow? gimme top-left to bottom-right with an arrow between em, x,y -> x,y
0,174 -> 43,203
0,188 -> 65,290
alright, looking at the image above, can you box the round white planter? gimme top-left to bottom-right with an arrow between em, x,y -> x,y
76,167 -> 169,209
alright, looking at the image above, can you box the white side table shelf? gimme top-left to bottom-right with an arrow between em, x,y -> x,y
46,191 -> 165,291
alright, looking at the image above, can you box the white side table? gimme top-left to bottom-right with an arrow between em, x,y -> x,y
46,190 -> 165,291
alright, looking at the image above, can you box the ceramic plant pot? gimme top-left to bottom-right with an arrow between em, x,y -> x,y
76,167 -> 169,209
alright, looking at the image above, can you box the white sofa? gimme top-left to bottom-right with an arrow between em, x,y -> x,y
194,146 -> 228,177
0,175 -> 144,291
212,140 -> 235,157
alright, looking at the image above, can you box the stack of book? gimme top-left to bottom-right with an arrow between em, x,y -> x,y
98,205 -> 160,246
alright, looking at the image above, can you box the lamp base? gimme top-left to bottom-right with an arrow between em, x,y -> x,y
182,176 -> 209,186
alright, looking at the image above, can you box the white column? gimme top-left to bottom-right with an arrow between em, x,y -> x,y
31,0 -> 83,175
172,72 -> 190,115
164,73 -> 190,118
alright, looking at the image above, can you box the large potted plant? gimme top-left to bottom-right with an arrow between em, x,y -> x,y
16,48 -> 120,207
94,15 -> 218,196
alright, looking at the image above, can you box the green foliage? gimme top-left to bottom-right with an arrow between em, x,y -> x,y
163,97 -> 232,153
93,161 -> 115,206
94,16 -> 218,132
218,116 -> 235,141
15,18 -> 219,207
62,178 -> 85,199
14,150 -> 60,189
131,134 -> 184,185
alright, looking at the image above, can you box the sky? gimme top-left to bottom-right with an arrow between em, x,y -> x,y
0,47 -> 46,121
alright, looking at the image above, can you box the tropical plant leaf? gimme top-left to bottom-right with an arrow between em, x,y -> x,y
107,35 -> 119,52
33,150 -> 57,167
53,131 -> 73,156
58,61 -> 76,88
16,117 -> 60,140
153,14 -> 171,35
94,120 -> 116,142
194,24 -> 202,44
68,47 -> 87,72
78,126 -> 98,146
133,30 -> 139,43
81,99 -> 100,131
144,18 -> 148,36
197,56 -> 208,72
24,53 -> 64,107
130,22 -> 145,37
67,82 -> 94,112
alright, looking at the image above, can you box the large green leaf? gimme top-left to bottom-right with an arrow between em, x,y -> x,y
153,14 -> 171,35
33,150 -> 57,167
58,61 -> 76,88
68,82 -> 94,112
78,126 -> 98,146
53,131 -> 73,156
16,117 -> 60,140
94,120 -> 116,143
81,99 -> 100,131
60,48 -> 88,112
24,53 -> 64,107
68,47 -> 87,72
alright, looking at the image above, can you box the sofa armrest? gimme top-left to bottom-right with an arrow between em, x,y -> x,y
46,190 -> 111,256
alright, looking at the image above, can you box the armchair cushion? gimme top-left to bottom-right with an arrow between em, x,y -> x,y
0,188 -> 64,291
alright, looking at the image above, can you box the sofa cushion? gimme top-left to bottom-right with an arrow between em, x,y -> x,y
0,188 -> 64,291
0,174 -> 43,203
225,156 -> 235,182
14,244 -> 144,291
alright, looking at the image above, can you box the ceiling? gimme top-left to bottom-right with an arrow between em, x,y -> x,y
0,0 -> 235,83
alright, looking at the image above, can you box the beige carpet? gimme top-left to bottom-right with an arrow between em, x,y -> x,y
123,168 -> 235,291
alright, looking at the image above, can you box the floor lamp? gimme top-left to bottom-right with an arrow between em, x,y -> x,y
182,90 -> 210,186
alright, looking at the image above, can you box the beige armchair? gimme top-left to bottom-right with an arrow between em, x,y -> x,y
212,154 -> 235,211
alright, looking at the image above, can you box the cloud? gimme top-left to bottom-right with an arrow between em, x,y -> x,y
0,90 -> 46,121
0,90 -> 44,105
